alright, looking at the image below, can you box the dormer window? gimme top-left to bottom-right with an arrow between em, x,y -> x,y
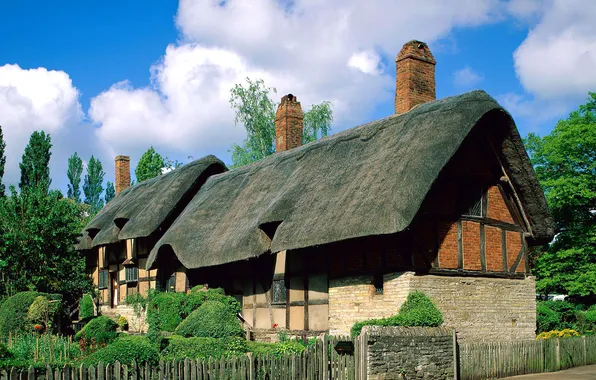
462,187 -> 485,217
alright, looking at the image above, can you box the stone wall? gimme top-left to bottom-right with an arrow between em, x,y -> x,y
328,272 -> 536,342
364,326 -> 455,380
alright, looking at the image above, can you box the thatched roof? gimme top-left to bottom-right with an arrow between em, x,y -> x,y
147,90 -> 555,270
82,155 -> 227,248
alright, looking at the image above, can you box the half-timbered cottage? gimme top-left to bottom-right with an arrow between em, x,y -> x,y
79,40 -> 554,342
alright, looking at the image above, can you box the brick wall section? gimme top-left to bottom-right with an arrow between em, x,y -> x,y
485,225 -> 503,272
487,185 -> 514,223
275,94 -> 304,152
410,274 -> 536,342
438,221 -> 458,269
395,40 -> 436,114
365,326 -> 455,380
115,155 -> 131,195
462,221 -> 481,271
328,273 -> 413,335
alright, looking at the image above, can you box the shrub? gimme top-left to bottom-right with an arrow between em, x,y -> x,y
246,340 -> 305,358
27,296 -> 60,331
175,301 -> 244,338
0,344 -> 12,360
80,294 -> 94,320
117,316 -> 128,330
161,336 -> 248,360
536,329 -> 580,340
83,336 -> 159,366
0,291 -> 43,338
350,291 -> 443,337
147,292 -> 187,332
75,316 -> 118,349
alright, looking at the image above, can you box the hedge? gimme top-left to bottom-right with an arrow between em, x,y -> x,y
83,336 -> 159,366
161,336 -> 248,361
175,301 -> 244,339
246,341 -> 305,358
0,292 -> 61,338
80,294 -> 94,320
75,316 -> 118,348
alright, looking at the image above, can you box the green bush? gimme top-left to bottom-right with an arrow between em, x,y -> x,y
536,301 -> 580,333
246,340 -> 305,358
80,294 -> 94,320
0,344 -> 12,360
75,316 -> 118,348
175,301 -> 244,338
350,291 -> 443,337
83,336 -> 159,366
147,292 -> 187,332
0,291 -> 43,337
161,336 -> 248,360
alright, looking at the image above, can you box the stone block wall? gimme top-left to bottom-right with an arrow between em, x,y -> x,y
329,272 -> 536,342
364,326 -> 455,380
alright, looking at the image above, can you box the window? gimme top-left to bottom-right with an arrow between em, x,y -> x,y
272,279 -> 287,304
166,273 -> 176,292
462,188 -> 484,217
98,270 -> 108,290
373,273 -> 384,295
125,266 -> 139,283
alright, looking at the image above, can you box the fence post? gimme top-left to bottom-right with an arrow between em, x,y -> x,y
452,330 -> 458,380
583,336 -> 587,366
555,338 -> 561,371
247,352 -> 254,380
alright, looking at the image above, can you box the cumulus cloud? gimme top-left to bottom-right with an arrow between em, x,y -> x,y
453,66 -> 484,88
348,51 -> 382,75
0,64 -> 84,187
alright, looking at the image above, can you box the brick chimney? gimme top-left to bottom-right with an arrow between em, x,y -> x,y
115,155 -> 130,195
275,94 -> 304,152
395,40 -> 436,114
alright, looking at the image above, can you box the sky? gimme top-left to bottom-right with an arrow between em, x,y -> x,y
1,0 -> 595,194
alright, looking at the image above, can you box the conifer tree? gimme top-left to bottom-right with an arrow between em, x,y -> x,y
67,152 -> 83,202
19,131 -> 52,194
83,156 -> 105,213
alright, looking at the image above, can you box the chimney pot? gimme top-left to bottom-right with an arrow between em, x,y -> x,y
115,155 -> 131,196
395,40 -> 436,114
275,94 -> 304,152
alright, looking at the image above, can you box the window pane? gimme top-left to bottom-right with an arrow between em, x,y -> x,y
272,279 -> 286,304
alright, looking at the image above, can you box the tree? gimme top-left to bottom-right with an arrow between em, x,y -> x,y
229,77 -> 333,168
67,153 -> 84,202
136,146 -> 166,183
105,181 -> 115,203
83,156 -> 105,213
525,92 -> 596,299
19,131 -> 52,194
0,126 -> 5,197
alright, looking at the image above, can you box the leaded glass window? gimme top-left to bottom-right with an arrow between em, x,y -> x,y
272,279 -> 286,304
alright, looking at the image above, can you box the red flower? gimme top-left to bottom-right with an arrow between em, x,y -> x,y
34,325 -> 42,330
273,323 -> 278,328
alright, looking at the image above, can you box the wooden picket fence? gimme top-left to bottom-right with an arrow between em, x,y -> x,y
459,335 -> 596,379
0,335 -> 365,380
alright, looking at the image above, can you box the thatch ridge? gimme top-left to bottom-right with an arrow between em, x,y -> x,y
147,90 -> 554,270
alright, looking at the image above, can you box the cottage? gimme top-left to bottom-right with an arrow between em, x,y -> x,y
79,40 -> 554,342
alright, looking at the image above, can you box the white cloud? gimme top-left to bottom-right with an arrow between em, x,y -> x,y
513,0 -> 596,100
348,51 -> 382,75
453,66 -> 483,88
0,64 -> 84,188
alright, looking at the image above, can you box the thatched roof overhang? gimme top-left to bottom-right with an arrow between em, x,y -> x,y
147,91 -> 554,271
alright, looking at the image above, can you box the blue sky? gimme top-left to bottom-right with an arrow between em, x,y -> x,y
1,0 -> 595,194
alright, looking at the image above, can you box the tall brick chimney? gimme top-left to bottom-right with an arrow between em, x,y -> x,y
395,40 -> 436,114
275,94 -> 304,152
115,155 -> 130,196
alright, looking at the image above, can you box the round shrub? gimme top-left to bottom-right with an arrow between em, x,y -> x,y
80,294 -> 94,320
161,336 -> 248,360
75,316 -> 118,347
83,336 -> 159,366
175,301 -> 244,338
0,291 -> 43,338
147,292 -> 187,332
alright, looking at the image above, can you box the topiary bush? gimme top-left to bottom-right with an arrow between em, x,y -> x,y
350,291 -> 443,337
0,291 -> 43,338
80,294 -> 94,320
83,336 -> 159,366
75,316 -> 118,349
175,301 -> 244,338
146,292 -> 187,332
161,336 -> 248,360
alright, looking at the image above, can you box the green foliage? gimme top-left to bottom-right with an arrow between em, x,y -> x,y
117,316 -> 128,330
246,340 -> 305,358
147,292 -> 187,332
80,294 -> 94,320
6,333 -> 80,365
229,77 -> 333,168
535,300 -> 596,334
0,187 -> 92,300
27,296 -> 59,331
0,291 -> 43,338
350,291 -> 443,337
174,301 -> 244,339
161,336 -> 248,361
83,336 -> 159,366
0,125 -> 6,197
75,316 -> 118,348
67,153 -> 83,202
83,155 -> 105,214
536,329 -> 581,340
104,181 -> 115,204
19,131 -> 52,194
136,146 -> 166,183
537,302 -> 563,333
525,92 -> 596,297
0,344 -> 11,360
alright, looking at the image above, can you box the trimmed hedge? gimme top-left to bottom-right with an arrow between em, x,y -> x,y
75,316 -> 118,347
175,301 -> 244,339
0,292 -> 44,337
80,294 -> 94,320
246,340 -> 305,358
351,291 -> 443,337
161,336 -> 248,360
83,336 -> 159,366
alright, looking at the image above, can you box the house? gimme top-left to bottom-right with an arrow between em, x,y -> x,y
79,40 -> 554,342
